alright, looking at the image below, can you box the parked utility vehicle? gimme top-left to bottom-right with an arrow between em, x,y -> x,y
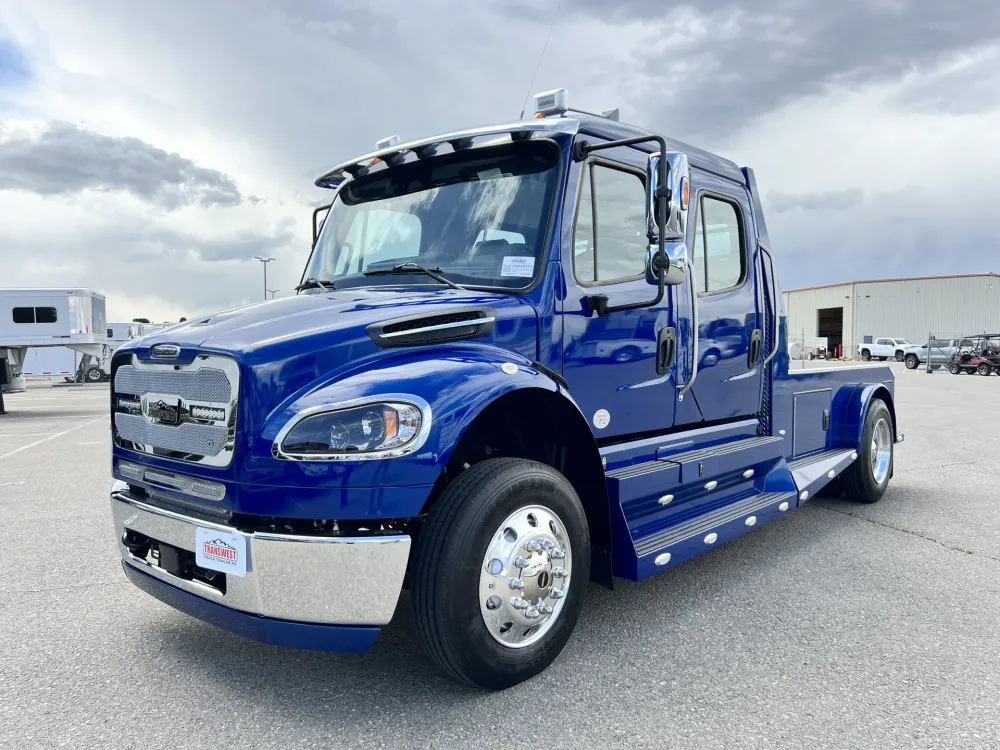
950,334 -> 1000,375
108,90 -> 901,689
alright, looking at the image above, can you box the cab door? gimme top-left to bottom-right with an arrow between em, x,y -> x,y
679,171 -> 764,424
561,152 -> 676,439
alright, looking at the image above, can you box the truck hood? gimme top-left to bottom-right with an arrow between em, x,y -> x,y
129,287 -> 536,365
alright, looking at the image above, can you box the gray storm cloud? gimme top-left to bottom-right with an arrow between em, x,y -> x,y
0,121 -> 244,209
0,0 -> 998,319
769,189 -> 865,214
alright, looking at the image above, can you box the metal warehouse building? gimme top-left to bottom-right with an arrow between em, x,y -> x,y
783,273 -> 1000,358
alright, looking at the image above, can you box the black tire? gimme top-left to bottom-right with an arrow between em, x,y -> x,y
978,363 -> 992,376
861,349 -> 871,361
411,458 -> 590,689
895,350 -> 905,362
85,367 -> 103,383
904,354 -> 919,370
878,356 -> 887,361
842,399 -> 893,504
949,363 -> 961,375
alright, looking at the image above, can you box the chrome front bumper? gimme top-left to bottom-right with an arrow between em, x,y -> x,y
111,483 -> 410,626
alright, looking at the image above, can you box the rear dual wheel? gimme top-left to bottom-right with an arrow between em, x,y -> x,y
412,458 -> 590,689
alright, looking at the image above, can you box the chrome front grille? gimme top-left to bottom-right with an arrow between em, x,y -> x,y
114,414 -> 229,457
113,353 -> 240,467
115,365 -> 232,403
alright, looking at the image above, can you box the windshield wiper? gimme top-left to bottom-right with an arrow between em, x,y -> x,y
295,278 -> 335,292
363,262 -> 466,290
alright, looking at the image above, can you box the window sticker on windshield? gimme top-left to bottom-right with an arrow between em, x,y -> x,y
477,168 -> 504,181
501,256 -> 535,277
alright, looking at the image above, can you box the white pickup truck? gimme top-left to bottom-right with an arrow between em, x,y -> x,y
858,338 -> 912,362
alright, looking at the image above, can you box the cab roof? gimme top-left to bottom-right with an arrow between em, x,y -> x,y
315,114 -> 745,189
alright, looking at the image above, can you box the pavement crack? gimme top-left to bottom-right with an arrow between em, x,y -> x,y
815,504 -> 1000,563
901,458 -> 991,474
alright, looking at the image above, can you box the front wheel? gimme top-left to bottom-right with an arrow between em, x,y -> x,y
904,354 -> 919,370
949,363 -> 962,374
978,363 -> 992,376
411,458 -> 590,689
842,399 -> 893,504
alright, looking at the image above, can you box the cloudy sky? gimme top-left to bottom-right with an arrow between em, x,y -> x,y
1,0 -> 999,322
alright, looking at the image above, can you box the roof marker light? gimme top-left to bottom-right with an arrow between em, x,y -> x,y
375,135 -> 401,149
532,88 -> 568,117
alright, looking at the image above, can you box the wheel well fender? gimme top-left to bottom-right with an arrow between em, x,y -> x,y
829,383 -> 897,450
427,384 -> 613,589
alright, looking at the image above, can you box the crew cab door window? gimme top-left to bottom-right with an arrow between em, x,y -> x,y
573,163 -> 647,284
691,196 -> 745,292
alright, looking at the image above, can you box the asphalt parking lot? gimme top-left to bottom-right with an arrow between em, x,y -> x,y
1,366 -> 999,749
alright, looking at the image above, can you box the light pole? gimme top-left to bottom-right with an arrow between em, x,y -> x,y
267,289 -> 280,299
254,256 -> 275,301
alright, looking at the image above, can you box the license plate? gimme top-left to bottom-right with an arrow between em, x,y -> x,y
195,527 -> 247,577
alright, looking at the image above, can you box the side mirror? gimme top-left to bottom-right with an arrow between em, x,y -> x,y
646,152 -> 691,285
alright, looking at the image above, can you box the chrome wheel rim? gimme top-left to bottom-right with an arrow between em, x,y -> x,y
871,418 -> 892,485
479,504 -> 572,649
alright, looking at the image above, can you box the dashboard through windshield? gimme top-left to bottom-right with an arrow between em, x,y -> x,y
304,140 -> 561,291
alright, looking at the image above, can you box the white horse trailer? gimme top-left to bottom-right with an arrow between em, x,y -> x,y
20,322 -> 144,383
0,288 -> 108,392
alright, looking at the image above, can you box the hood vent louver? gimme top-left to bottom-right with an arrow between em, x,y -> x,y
367,307 -> 496,348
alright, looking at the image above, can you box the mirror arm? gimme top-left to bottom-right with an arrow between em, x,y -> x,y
577,135 -> 671,317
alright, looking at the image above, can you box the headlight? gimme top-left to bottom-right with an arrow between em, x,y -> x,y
277,399 -> 428,460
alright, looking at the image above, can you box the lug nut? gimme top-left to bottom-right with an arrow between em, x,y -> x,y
539,539 -> 554,550
537,602 -> 554,615
524,607 -> 540,619
548,548 -> 565,559
510,597 -> 529,610
547,587 -> 565,600
523,540 -> 542,553
513,556 -> 530,568
552,567 -> 568,579
508,578 -> 525,590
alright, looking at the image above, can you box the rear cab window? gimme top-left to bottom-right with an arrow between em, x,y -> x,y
691,195 -> 746,293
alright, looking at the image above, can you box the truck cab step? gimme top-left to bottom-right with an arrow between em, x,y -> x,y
630,490 -> 797,581
788,448 -> 857,504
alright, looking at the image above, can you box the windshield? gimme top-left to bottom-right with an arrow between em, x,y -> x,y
304,141 -> 561,291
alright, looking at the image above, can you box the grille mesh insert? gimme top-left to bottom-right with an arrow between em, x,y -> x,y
115,413 -> 228,457
115,365 -> 231,403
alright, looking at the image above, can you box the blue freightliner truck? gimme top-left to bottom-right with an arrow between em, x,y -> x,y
109,89 -> 902,689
